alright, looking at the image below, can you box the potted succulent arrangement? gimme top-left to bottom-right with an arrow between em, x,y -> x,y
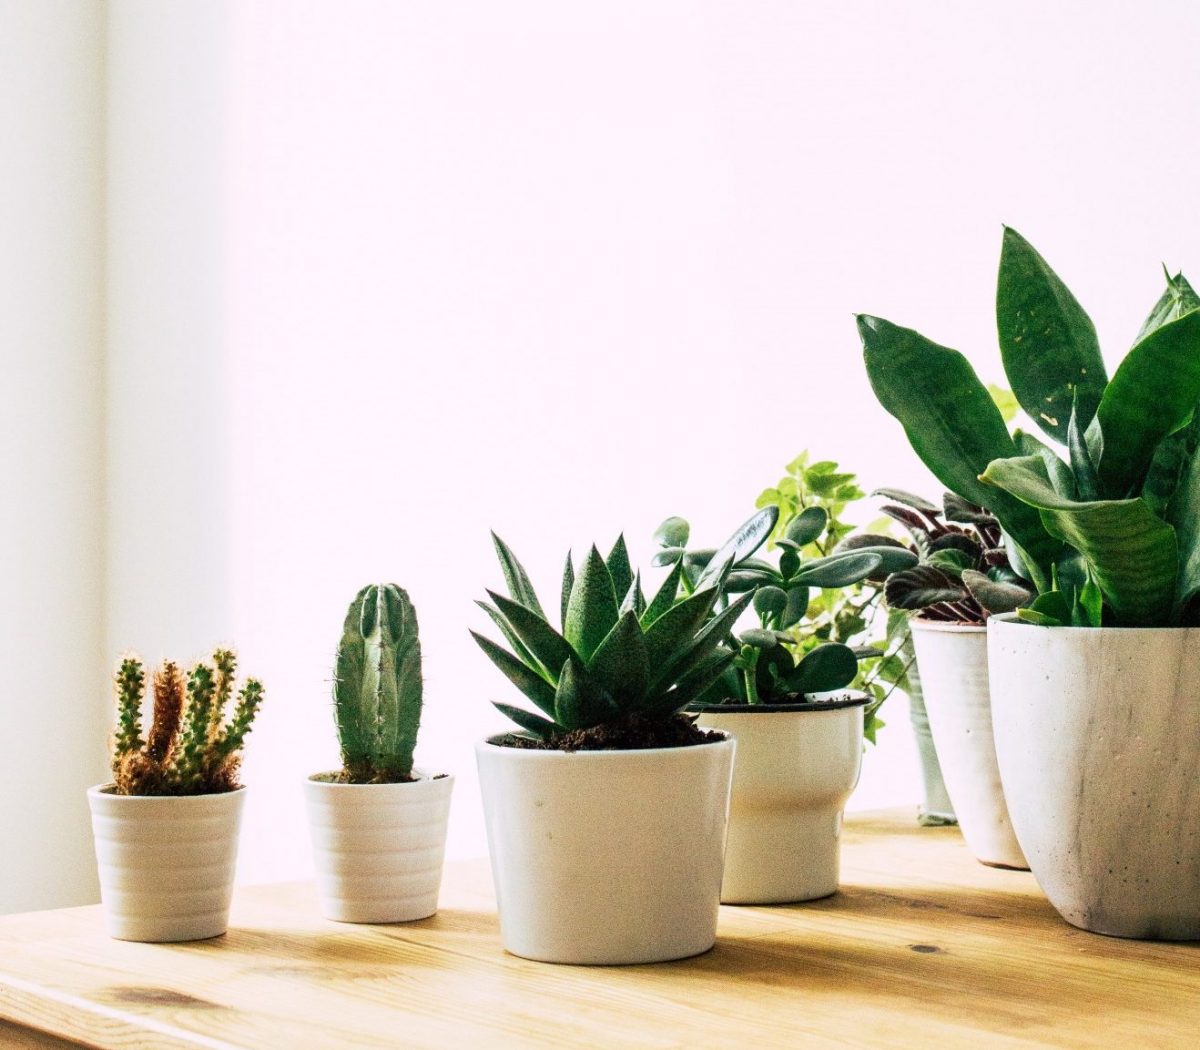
471,531 -> 748,964
860,225 -> 1200,939
652,504 -> 912,904
306,584 -> 453,924
870,488 -> 1031,869
753,453 -> 957,825
89,649 -> 265,942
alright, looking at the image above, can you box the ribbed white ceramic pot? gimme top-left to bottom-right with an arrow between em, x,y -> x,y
695,695 -> 866,904
910,620 -> 1027,870
476,734 -> 734,965
87,785 -> 245,942
988,616 -> 1200,939
305,770 -> 453,923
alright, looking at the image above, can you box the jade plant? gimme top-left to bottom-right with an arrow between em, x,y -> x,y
110,648 -> 265,796
330,583 -> 423,783
471,527 -> 761,743
653,507 -> 905,705
860,227 -> 1200,627
868,489 -> 1035,623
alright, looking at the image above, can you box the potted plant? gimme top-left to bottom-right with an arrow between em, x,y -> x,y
860,225 -> 1200,938
305,584 -> 453,923
652,507 -> 903,904
89,649 -> 265,942
872,488 -> 1031,869
752,453 -> 957,825
471,530 -> 749,964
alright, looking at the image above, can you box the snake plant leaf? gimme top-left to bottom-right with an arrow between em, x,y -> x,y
587,610 -> 649,703
641,558 -> 684,628
652,591 -> 752,691
553,654 -> 617,730
564,546 -> 620,661
781,585 -> 810,628
790,550 -> 882,588
752,586 -> 788,618
1067,391 -> 1099,501
606,535 -> 634,604
871,489 -> 941,515
475,600 -> 539,676
492,702 -> 557,741
786,643 -> 858,694
491,532 -> 545,617
981,455 -> 1179,625
1014,430 -> 1077,499
1076,572 -> 1103,627
470,631 -> 558,716
1135,269 -> 1200,343
1093,308 -> 1200,499
884,565 -> 963,609
643,584 -> 720,671
785,506 -> 829,547
653,516 -> 690,549
961,569 -> 1034,615
619,571 -> 646,618
488,591 -> 576,680
858,314 -> 1058,588
560,551 -> 573,631
1143,411 -> 1200,517
996,227 -> 1108,443
696,507 -> 779,589
1167,438 -> 1200,614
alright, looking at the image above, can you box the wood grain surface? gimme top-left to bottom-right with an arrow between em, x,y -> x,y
1,810 -> 1196,1049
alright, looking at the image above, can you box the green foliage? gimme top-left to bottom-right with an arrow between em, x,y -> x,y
877,489 -> 1034,623
333,584 -> 424,782
109,649 -> 265,796
859,226 -> 1200,627
474,527 -> 758,740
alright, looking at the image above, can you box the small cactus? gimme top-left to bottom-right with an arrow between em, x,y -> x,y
110,648 -> 265,796
333,584 -> 423,783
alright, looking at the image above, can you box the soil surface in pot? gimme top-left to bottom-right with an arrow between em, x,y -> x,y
310,769 -> 421,785
500,713 -> 721,752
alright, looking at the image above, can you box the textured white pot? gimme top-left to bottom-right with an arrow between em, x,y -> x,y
305,770 -> 454,923
696,695 -> 866,904
476,734 -> 734,965
910,620 -> 1027,870
87,785 -> 244,942
988,616 -> 1200,939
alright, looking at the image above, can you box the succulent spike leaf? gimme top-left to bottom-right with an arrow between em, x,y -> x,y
492,532 -> 545,616
564,546 -> 619,661
606,534 -> 634,603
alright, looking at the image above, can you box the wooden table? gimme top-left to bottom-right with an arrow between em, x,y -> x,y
1,810 -> 1196,1049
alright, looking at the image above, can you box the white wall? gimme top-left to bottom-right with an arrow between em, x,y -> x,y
0,0 -> 107,912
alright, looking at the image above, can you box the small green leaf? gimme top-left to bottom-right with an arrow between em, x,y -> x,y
641,558 -> 684,628
1016,608 -> 1064,627
587,610 -> 649,703
870,489 -> 941,515
786,506 -> 828,546
651,547 -> 684,567
470,631 -> 558,716
1067,390 -> 1099,501
493,702 -> 557,740
753,586 -> 788,619
606,535 -> 633,603
475,600 -> 540,674
790,551 -> 882,588
739,628 -> 778,649
781,585 -> 810,628
642,585 -> 719,671
560,551 -> 574,631
619,571 -> 647,618
491,532 -> 546,616
696,507 -> 779,589
1135,269 -> 1200,343
788,643 -> 858,694
564,546 -> 620,661
554,655 -> 617,730
653,516 -> 690,548
488,591 -> 576,680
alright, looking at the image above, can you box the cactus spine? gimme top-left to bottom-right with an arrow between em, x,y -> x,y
334,584 -> 424,783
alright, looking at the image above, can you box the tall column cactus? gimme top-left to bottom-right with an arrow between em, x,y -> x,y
334,584 -> 424,783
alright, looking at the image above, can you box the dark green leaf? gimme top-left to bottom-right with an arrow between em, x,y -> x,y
488,591 -> 576,679
996,226 -> 1108,442
651,547 -> 684,567
642,585 -> 719,671
1014,430 -> 1076,500
475,600 -> 539,673
491,532 -> 546,617
653,592 -> 752,691
871,488 -> 941,515
564,546 -> 620,661
649,650 -> 738,717
787,643 -> 858,694
696,507 -> 779,589
790,551 -> 882,588
586,610 -> 649,703
785,506 -> 828,546
942,493 -> 998,526
781,585 -> 810,628
753,586 -> 788,619
653,516 -> 690,548
619,571 -> 646,619
560,551 -> 574,631
641,558 -> 684,628
961,569 -> 1033,615
553,655 -> 617,730
884,566 -> 964,610
605,535 -> 633,603
470,631 -> 557,716
739,628 -> 778,649
1067,390 -> 1099,501
493,702 -> 557,740
1136,269 -> 1200,343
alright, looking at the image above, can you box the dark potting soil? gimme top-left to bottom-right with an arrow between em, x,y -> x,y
310,770 -> 419,785
499,713 -> 721,753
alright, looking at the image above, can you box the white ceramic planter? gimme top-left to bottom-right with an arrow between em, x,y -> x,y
87,785 -> 245,942
695,695 -> 866,904
910,620 -> 1027,870
476,734 -> 734,964
305,770 -> 454,923
988,616 -> 1200,939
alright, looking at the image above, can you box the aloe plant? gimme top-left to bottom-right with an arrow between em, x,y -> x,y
860,227 -> 1200,627
472,529 -> 756,741
868,489 -> 1035,624
332,584 -> 423,782
654,508 -> 904,705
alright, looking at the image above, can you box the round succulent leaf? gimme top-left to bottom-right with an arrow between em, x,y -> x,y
790,550 -> 882,588
738,628 -> 778,649
779,549 -> 800,580
651,547 -> 684,567
776,538 -> 802,552
785,505 -> 829,546
653,516 -> 690,549
781,585 -> 810,628
696,507 -> 779,589
787,642 -> 858,694
752,585 -> 788,618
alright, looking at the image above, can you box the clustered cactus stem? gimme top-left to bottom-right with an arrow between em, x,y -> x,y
110,648 -> 265,796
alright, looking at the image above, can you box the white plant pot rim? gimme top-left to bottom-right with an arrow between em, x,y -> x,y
88,784 -> 246,801
690,690 -> 870,715
989,611 -> 1199,635
910,619 -> 986,634
479,729 -> 732,755
305,768 -> 447,786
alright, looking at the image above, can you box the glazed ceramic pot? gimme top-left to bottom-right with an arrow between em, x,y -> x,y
305,770 -> 454,923
476,734 -> 734,965
87,785 -> 245,942
988,616 -> 1200,939
910,619 -> 1026,869
695,695 -> 866,904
